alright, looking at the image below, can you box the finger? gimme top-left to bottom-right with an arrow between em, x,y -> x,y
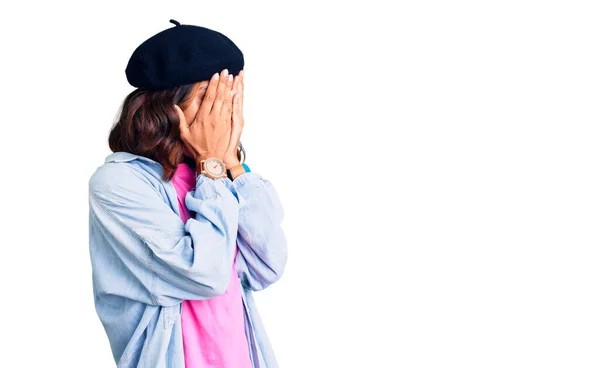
239,70 -> 244,112
174,104 -> 189,139
228,130 -> 242,158
198,72 -> 220,116
211,69 -> 230,115
232,74 -> 240,96
232,95 -> 245,140
220,72 -> 234,117
232,92 -> 241,118
229,95 -> 243,156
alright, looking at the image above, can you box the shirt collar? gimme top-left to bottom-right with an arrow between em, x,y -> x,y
104,151 -> 159,165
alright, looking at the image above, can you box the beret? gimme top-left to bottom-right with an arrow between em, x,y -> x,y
125,19 -> 244,90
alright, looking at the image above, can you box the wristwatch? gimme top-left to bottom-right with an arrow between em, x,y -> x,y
198,157 -> 227,179
227,163 -> 251,181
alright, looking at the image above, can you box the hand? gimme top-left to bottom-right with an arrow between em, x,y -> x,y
224,70 -> 245,169
175,69 -> 234,163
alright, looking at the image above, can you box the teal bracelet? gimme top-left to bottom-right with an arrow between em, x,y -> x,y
241,163 -> 251,172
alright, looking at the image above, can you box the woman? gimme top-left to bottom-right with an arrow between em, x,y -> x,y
88,20 -> 287,368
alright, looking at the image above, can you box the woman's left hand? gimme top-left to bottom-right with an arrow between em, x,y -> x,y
224,70 -> 245,169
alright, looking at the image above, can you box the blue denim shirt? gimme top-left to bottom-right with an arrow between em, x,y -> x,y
88,151 -> 287,367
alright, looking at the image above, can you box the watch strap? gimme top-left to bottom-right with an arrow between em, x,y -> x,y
227,163 -> 250,181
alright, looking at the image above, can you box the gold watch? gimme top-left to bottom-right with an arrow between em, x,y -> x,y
199,157 -> 227,179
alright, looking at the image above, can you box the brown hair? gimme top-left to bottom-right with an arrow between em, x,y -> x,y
108,84 -> 194,181
109,84 -> 246,181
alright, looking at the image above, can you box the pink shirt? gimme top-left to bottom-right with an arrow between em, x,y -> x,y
171,162 -> 253,368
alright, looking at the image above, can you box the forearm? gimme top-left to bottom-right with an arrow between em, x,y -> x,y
181,174 -> 240,272
229,171 -> 288,290
89,164 -> 242,306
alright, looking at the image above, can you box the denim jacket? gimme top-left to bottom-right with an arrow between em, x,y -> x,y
88,151 -> 287,367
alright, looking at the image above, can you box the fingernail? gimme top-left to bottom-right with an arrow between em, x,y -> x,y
223,69 -> 229,76
240,70 -> 244,77
228,74 -> 233,82
213,73 -> 219,80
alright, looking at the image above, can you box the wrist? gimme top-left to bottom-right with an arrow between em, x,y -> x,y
224,157 -> 241,169
196,156 -> 227,179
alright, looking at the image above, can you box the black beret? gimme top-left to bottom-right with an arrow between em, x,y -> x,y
125,19 -> 244,90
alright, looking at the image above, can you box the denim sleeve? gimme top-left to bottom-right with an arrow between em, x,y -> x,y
230,172 -> 288,291
89,163 -> 239,306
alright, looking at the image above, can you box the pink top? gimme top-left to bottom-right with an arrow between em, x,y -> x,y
171,162 -> 253,368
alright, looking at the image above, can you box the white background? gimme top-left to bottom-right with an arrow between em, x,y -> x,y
1,1 -> 599,367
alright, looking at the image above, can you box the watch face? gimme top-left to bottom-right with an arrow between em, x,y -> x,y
205,158 -> 225,176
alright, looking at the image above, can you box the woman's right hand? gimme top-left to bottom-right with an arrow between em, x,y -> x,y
175,69 -> 234,163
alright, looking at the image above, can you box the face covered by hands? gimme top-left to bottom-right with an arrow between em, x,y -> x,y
175,69 -> 245,169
